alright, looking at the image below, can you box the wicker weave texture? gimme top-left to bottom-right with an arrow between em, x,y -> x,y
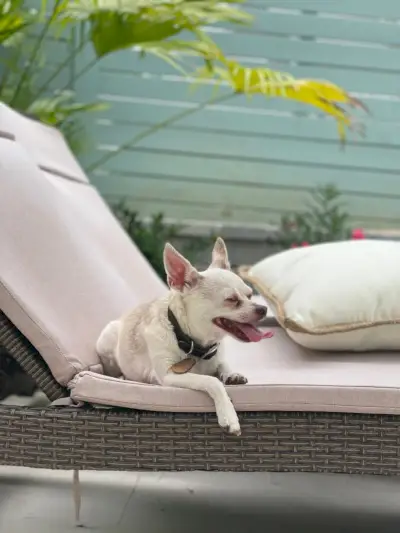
1,406 -> 399,474
0,312 -> 66,401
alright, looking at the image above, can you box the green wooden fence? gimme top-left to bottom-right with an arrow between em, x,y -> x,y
75,0 -> 400,230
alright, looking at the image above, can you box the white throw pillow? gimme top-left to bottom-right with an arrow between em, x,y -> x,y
243,240 -> 400,351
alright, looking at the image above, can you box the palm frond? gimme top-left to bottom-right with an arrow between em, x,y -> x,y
193,58 -> 368,142
137,38 -> 226,74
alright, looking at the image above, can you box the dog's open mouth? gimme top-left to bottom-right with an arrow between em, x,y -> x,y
212,317 -> 272,343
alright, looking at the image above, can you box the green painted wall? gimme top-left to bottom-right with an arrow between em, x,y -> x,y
75,0 -> 400,230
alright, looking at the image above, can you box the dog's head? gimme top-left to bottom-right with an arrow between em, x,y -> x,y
163,237 -> 270,344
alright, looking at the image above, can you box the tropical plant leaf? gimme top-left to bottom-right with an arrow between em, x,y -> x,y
59,0 -> 251,58
137,37 -> 227,75
193,58 -> 368,142
0,0 -> 367,148
89,12 -> 182,57
0,0 -> 36,45
26,90 -> 108,125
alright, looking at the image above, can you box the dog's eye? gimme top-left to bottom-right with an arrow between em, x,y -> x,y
226,297 -> 241,307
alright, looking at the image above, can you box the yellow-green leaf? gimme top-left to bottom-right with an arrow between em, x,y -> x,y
192,59 -> 368,142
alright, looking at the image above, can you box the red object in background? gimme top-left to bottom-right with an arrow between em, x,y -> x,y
351,228 -> 365,240
290,242 -> 310,248
290,241 -> 310,248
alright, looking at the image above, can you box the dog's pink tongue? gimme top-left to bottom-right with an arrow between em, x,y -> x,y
237,323 -> 274,342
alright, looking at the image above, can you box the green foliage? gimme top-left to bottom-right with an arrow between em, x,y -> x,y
60,0 -> 251,60
0,1 -> 100,153
25,89 -> 107,125
112,201 -> 212,280
272,184 -> 352,249
0,0 -> 365,159
0,0 -> 252,150
0,0 -> 33,45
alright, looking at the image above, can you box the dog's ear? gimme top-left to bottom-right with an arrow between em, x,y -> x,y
210,237 -> 230,270
163,243 -> 199,291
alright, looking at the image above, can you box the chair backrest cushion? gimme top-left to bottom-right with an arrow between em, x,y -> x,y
0,106 -> 167,385
0,103 -> 88,183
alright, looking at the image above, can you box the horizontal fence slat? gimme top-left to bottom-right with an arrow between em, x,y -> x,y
93,150 -> 400,198
209,32 -> 400,73
96,72 -> 400,122
247,0 -> 400,19
244,7 -> 400,45
76,0 -> 400,230
97,28 -> 400,72
98,101 -> 400,146
102,60 -> 400,98
104,195 -> 399,230
94,173 -> 400,223
92,123 -> 400,173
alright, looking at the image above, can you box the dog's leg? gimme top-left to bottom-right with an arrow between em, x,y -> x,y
216,360 -> 248,386
96,320 -> 120,355
96,320 -> 122,377
163,372 -> 241,436
146,334 -> 241,435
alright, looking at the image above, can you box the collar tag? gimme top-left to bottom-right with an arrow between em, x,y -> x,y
170,358 -> 196,374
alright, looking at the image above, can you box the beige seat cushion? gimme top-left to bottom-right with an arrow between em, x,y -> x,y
70,326 -> 400,414
0,132 -> 166,385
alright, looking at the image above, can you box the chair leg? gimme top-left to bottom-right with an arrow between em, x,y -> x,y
72,469 -> 82,527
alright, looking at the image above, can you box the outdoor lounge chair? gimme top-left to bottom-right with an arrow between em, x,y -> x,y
1,102 -> 400,503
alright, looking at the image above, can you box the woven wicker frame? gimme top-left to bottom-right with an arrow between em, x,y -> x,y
1,311 -> 400,474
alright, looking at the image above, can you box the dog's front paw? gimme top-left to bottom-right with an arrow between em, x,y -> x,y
219,415 -> 241,436
217,403 -> 241,436
223,373 -> 248,385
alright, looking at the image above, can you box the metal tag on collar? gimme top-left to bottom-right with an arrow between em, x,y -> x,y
185,341 -> 194,356
202,344 -> 218,359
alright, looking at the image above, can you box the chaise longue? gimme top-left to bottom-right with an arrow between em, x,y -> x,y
1,103 -> 400,493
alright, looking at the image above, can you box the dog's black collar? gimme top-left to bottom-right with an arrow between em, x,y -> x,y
167,308 -> 218,360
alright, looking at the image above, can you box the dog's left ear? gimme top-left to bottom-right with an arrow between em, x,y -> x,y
163,243 -> 200,291
210,237 -> 230,270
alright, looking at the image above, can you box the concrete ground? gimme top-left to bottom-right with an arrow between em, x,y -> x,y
1,466 -> 400,533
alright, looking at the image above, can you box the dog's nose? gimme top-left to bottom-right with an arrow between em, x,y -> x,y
254,305 -> 267,318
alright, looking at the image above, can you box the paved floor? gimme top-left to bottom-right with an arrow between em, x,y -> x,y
1,466 -> 400,533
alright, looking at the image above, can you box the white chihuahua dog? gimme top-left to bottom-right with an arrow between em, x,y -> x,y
96,237 -> 272,436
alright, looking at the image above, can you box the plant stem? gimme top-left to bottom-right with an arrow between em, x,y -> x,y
10,0 -> 63,106
0,46 -> 21,97
69,25 -> 77,88
37,21 -> 96,95
69,55 -> 99,87
32,36 -> 88,99
85,91 -> 236,173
